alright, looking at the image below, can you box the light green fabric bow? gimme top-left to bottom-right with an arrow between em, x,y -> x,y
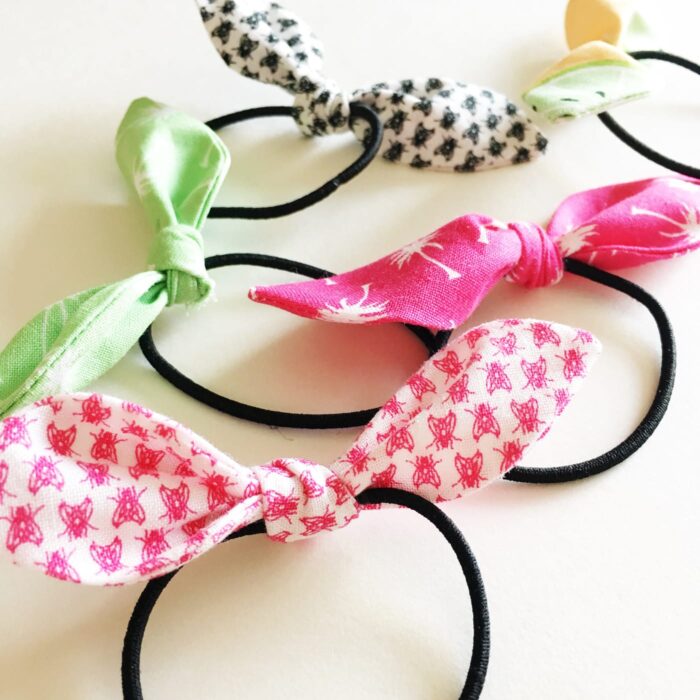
0,97 -> 230,417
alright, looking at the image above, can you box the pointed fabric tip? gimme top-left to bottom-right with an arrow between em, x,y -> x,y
248,176 -> 700,330
0,319 -> 600,585
0,97 -> 230,418
194,2 -> 547,172
523,42 -> 651,121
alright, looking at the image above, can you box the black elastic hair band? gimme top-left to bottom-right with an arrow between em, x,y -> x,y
206,103 -> 383,219
141,256 -> 675,484
121,488 -> 490,700
598,50 -> 700,179
139,252 -> 451,429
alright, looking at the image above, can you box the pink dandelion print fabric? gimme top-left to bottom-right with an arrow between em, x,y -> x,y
0,319 -> 600,586
250,175 -> 700,330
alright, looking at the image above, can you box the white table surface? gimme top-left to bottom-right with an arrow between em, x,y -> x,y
1,1 -> 699,698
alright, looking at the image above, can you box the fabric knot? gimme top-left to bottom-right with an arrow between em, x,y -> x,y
506,221 -> 564,288
251,458 -> 359,542
292,81 -> 351,137
147,224 -> 213,306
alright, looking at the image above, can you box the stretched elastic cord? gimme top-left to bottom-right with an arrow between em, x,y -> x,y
505,258 -> 676,483
139,253 -> 451,429
598,50 -> 700,178
121,488 -> 490,700
207,102 -> 383,219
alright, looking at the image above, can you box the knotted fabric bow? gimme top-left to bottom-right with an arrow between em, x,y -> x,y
250,175 -> 700,329
0,319 -> 600,585
196,0 -> 548,172
0,98 -> 229,418
523,0 -> 656,120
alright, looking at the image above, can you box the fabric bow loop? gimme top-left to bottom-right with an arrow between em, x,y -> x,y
292,83 -> 351,137
249,175 -> 700,330
148,224 -> 211,306
506,221 -> 564,288
251,459 -> 359,540
0,98 -> 229,417
196,0 -> 547,173
0,319 -> 600,585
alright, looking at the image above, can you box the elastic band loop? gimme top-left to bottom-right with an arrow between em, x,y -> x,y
505,258 -> 676,483
121,488 -> 490,700
207,102 -> 383,219
139,253 -> 450,429
597,50 -> 700,178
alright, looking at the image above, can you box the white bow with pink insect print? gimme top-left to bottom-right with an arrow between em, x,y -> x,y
0,319 -> 600,586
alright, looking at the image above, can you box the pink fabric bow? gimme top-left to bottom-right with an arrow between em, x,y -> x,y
249,176 -> 700,329
0,319 -> 600,586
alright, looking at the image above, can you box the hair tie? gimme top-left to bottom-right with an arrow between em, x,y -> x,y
522,1 -> 699,176
0,99 -> 228,417
205,176 -> 691,479
205,104 -> 383,219
195,0 -> 548,177
140,252 -> 449,429
121,489 -> 490,700
0,317 -> 599,585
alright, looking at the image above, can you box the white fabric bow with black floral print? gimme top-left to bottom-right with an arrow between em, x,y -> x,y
195,0 -> 548,173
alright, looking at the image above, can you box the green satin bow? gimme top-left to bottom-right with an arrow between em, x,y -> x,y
0,97 -> 230,417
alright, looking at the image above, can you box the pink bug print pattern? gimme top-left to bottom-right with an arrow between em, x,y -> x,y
521,357 -> 550,390
111,487 -> 147,528
411,455 -> 442,489
159,482 -> 194,523
137,528 -> 171,562
381,395 -> 405,418
74,394 -> 111,426
0,320 -> 600,585
483,362 -> 512,394
35,397 -> 63,415
528,322 -> 561,349
490,332 -> 520,356
557,348 -> 588,382
340,445 -> 374,475
90,536 -> 123,575
27,456 -> 64,495
129,444 -> 165,480
200,471 -> 235,511
77,461 -> 115,489
427,412 -> 460,450
0,415 -> 35,451
407,373 -> 436,400
467,403 -> 501,441
47,422 -> 77,457
300,507 -> 337,537
445,374 -> 474,405
453,451 -> 485,489
264,490 -> 299,523
3,504 -> 44,553
433,351 -> 464,378
495,439 -> 526,473
379,425 -> 415,457
90,430 -> 124,463
122,420 -> 150,442
371,464 -> 398,489
511,398 -> 544,434
154,423 -> 179,443
300,470 -> 324,503
58,497 -> 95,540
41,548 -> 80,583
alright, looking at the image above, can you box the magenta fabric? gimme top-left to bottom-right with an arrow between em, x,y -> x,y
250,176 -> 700,330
